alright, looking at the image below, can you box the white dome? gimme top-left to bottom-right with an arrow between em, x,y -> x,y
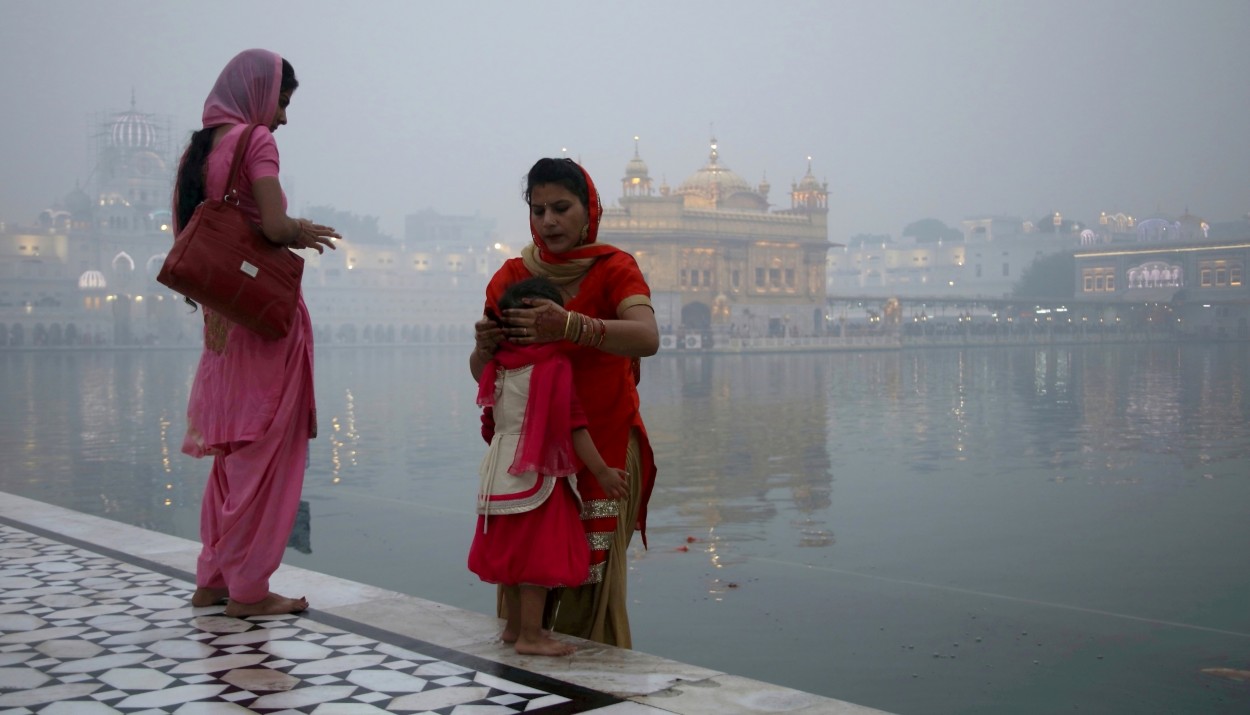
110,110 -> 157,150
78,270 -> 107,290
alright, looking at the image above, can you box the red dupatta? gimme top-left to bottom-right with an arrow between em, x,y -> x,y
507,161 -> 621,296
476,342 -> 579,477
529,161 -> 613,262
488,161 -> 641,384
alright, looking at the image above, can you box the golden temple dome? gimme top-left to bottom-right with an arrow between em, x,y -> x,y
625,137 -> 649,179
795,158 -> 824,192
676,137 -> 755,200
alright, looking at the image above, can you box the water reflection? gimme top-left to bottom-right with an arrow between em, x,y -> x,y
2,343 -> 1249,714
641,354 -> 836,564
287,499 -> 311,554
328,388 -> 360,484
5,344 -> 1245,547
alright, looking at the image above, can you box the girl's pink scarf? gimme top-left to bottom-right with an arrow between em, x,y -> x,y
477,342 -> 578,477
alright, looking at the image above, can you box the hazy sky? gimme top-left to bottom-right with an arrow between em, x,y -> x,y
3,0 -> 1247,244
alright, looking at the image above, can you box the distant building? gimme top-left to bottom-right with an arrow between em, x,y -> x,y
297,208 -> 503,344
601,138 -> 834,341
0,101 -> 180,347
827,214 -> 1079,300
403,208 -> 501,280
1074,211 -> 1249,338
0,101 -> 502,348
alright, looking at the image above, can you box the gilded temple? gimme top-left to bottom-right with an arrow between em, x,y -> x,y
600,138 -> 834,345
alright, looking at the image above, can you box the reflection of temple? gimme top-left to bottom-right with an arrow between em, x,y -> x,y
640,354 -> 835,554
600,138 -> 833,344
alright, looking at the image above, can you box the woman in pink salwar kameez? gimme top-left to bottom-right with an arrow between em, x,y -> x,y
172,49 -> 339,617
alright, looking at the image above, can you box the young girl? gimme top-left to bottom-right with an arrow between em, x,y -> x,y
468,276 -> 629,656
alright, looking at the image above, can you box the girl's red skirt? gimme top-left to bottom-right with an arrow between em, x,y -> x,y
468,478 -> 589,587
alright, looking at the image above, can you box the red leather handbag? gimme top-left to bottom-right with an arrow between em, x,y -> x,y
157,124 -> 303,340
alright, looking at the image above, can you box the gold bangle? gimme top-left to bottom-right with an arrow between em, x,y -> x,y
579,314 -> 593,346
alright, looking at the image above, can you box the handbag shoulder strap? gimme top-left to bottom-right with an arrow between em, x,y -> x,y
223,124 -> 262,203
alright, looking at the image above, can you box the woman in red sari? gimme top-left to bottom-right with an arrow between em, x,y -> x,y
470,158 -> 659,648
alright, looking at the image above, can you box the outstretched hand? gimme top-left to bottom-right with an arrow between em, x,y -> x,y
293,218 -> 341,254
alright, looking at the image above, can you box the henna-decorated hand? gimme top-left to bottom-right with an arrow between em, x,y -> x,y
502,297 -> 567,343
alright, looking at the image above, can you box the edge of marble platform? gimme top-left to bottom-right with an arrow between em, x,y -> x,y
0,491 -> 890,714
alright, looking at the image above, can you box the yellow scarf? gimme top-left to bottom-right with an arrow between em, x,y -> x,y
521,242 -> 620,287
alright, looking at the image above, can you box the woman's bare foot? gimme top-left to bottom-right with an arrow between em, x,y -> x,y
191,587 -> 229,607
224,592 -> 308,617
515,634 -> 577,656
502,627 -> 552,644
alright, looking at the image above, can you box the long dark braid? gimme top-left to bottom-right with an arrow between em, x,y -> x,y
170,129 -> 216,311
173,128 -> 215,232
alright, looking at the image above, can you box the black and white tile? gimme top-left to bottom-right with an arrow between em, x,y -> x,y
0,523 -> 618,714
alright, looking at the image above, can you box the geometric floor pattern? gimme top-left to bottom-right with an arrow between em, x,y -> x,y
0,522 -> 619,714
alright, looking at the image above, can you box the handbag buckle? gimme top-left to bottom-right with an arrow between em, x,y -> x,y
223,189 -> 241,206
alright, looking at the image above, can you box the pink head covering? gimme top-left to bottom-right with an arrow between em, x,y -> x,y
201,49 -> 283,128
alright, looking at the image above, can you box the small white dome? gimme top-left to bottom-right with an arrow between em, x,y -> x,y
78,270 -> 107,290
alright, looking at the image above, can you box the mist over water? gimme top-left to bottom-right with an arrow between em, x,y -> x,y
3,4 -> 1248,712
2,343 -> 1248,714
4,2 -> 1250,239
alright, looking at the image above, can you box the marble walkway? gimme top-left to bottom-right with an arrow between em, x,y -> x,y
0,493 -> 886,714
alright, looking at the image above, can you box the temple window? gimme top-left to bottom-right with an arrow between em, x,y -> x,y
1081,267 -> 1116,292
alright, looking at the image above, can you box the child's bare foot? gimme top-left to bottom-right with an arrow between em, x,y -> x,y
224,592 -> 308,617
191,587 -> 229,607
515,634 -> 577,656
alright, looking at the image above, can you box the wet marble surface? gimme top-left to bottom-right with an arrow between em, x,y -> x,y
0,491 -> 887,714
0,522 -> 598,713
